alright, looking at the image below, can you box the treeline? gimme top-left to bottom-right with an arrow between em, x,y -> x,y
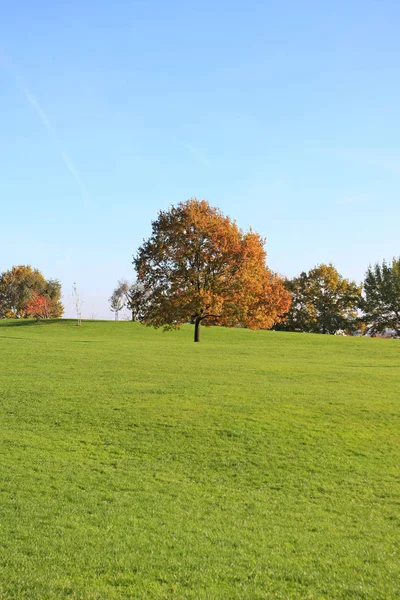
0,265 -> 63,319
109,199 -> 400,341
274,260 -> 400,337
112,259 -> 400,338
1,201 -> 398,339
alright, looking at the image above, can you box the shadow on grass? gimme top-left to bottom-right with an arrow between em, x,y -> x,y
0,319 -> 74,328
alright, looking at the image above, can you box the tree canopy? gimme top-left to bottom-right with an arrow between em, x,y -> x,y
134,199 -> 291,341
362,258 -> 400,335
278,263 -> 361,334
0,265 -> 63,319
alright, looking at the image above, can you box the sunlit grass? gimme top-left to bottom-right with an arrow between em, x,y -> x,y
0,319 -> 399,599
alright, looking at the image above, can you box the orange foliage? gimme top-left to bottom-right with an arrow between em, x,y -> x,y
25,295 -> 51,320
0,265 -> 64,319
134,199 -> 291,341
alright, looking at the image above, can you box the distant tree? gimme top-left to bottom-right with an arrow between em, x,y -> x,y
114,279 -> 148,321
43,280 -> 63,317
0,265 -> 63,318
109,287 -> 125,320
72,282 -> 83,326
25,295 -> 59,320
362,258 -> 400,336
134,198 -> 291,342
278,264 -> 361,334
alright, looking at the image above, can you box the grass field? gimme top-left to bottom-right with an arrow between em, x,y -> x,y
0,319 -> 399,599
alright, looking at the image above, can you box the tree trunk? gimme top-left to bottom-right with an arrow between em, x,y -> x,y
194,317 -> 202,342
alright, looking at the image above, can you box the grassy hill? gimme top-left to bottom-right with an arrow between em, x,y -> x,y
0,319 -> 399,599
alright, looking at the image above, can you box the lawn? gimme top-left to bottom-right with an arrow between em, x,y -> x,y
0,319 -> 399,599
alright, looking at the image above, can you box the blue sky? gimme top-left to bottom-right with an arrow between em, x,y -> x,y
1,0 -> 399,318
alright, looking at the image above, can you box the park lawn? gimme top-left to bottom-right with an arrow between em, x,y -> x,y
0,319 -> 399,599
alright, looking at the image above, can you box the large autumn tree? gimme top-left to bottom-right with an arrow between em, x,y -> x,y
362,257 -> 400,335
277,263 -> 361,334
134,199 -> 291,341
0,265 -> 63,319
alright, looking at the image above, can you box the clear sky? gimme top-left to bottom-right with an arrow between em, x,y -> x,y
1,0 -> 399,319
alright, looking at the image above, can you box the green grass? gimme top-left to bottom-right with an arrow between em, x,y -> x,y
0,319 -> 399,599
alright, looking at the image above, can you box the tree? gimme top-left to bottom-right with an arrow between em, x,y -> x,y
362,257 -> 400,336
109,287 -> 125,320
72,282 -> 83,326
133,199 -> 291,342
278,264 -> 361,334
0,265 -> 63,319
115,279 -> 149,321
25,295 -> 54,320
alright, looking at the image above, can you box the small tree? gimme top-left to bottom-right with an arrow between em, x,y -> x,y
109,287 -> 125,321
72,283 -> 83,326
25,295 -> 51,320
114,279 -> 148,321
362,257 -> 400,336
134,198 -> 291,342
